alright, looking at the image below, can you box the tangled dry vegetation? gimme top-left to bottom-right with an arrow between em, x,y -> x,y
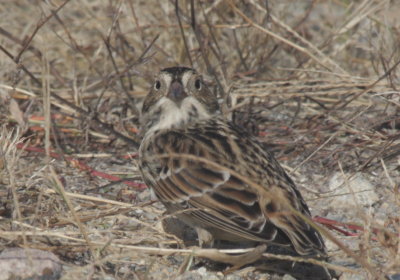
0,0 -> 399,279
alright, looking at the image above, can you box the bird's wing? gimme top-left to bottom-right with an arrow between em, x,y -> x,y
141,121 -> 326,256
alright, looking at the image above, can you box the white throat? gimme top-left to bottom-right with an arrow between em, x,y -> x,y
143,96 -> 212,137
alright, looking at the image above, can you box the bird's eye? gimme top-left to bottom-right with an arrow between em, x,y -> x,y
194,79 -> 202,90
154,80 -> 161,90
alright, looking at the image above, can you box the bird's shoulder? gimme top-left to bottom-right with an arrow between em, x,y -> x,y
146,117 -> 271,164
143,117 -> 299,196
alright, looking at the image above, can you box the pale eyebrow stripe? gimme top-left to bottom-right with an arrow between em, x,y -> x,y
160,73 -> 172,90
181,71 -> 192,89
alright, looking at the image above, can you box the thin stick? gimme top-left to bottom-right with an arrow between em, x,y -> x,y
49,166 -> 97,260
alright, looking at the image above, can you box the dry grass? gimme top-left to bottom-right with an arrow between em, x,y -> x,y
0,0 -> 399,279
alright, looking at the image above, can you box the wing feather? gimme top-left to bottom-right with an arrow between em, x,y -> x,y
141,120 -> 326,256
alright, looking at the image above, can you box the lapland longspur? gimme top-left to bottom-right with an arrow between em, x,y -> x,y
138,67 -> 333,279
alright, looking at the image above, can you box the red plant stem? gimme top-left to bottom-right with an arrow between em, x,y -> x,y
16,143 -> 147,190
313,216 -> 399,241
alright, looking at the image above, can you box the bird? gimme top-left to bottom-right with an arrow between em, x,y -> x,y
138,66 -> 334,279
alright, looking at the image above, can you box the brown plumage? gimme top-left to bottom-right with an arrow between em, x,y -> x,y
139,67 -> 332,278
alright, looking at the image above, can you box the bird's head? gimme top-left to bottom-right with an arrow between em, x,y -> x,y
140,67 -> 219,135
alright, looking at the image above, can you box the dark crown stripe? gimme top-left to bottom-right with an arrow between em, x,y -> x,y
161,66 -> 195,79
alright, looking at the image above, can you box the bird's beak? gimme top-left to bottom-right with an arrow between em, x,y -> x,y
167,81 -> 187,104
